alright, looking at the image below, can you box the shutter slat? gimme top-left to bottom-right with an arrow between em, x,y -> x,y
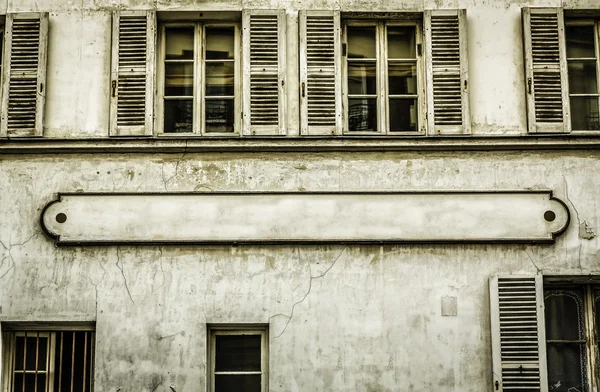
490,276 -> 548,392
249,14 -> 279,127
243,10 -> 286,135
523,8 -> 569,133
1,13 -> 48,137
425,10 -> 470,135
110,11 -> 155,136
299,11 -> 341,135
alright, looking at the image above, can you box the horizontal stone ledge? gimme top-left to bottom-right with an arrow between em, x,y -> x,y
3,136 -> 600,154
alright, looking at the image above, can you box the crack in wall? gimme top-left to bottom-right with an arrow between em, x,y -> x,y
152,246 -> 167,294
269,247 -> 347,338
523,249 -> 542,274
0,233 -> 40,281
116,247 -> 135,304
161,140 -> 188,191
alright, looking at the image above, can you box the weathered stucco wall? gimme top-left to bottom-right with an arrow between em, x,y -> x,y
1,151 -> 599,391
2,0 -> 600,390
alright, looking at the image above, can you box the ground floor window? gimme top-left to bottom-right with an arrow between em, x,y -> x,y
208,325 -> 268,392
2,326 -> 95,392
545,285 -> 600,392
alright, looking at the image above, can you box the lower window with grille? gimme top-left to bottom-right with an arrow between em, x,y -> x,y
1,325 -> 95,392
208,325 -> 268,392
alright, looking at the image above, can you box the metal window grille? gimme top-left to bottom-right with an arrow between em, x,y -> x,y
4,330 -> 95,392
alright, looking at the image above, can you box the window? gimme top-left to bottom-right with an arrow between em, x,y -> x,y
343,20 -> 423,134
490,276 -> 600,392
2,326 -> 95,392
565,21 -> 600,131
157,21 -> 240,135
208,326 -> 268,392
544,285 -> 598,392
523,8 -> 600,133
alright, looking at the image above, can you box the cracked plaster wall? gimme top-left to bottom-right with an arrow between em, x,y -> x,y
2,0 -> 600,390
1,150 -> 600,391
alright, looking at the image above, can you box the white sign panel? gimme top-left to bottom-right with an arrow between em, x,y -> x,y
41,191 -> 570,244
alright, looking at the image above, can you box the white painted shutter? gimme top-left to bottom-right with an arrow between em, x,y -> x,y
425,9 -> 470,135
522,8 -> 569,134
0,13 -> 48,137
110,10 -> 155,137
299,10 -> 341,135
490,275 -> 548,392
242,10 -> 286,135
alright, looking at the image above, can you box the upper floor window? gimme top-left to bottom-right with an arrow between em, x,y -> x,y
523,7 -> 600,133
158,22 -> 240,135
109,10 -> 469,138
343,20 -> 423,134
565,21 -> 600,131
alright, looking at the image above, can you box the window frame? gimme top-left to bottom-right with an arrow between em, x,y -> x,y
1,324 -> 95,392
156,20 -> 241,137
564,18 -> 600,132
207,325 -> 268,392
341,18 -> 426,136
543,283 -> 600,392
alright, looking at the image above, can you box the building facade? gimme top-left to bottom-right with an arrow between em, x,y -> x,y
1,0 -> 600,391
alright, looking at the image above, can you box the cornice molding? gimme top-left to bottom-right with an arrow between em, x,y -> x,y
2,136 -> 600,154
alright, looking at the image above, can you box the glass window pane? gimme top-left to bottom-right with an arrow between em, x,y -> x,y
387,26 -> 416,59
165,63 -> 194,96
215,335 -> 261,372
570,97 -> 600,130
165,27 -> 194,60
164,100 -> 193,133
347,62 -> 377,95
547,343 -> 587,392
215,375 -> 261,392
205,61 -> 235,96
388,63 -> 417,94
348,99 -> 377,132
206,99 -> 234,133
389,98 -> 418,131
568,61 -> 598,94
566,25 -> 595,58
545,289 -> 585,341
206,27 -> 235,60
347,26 -> 376,59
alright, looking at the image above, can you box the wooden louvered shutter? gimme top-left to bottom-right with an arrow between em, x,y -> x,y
242,10 -> 286,136
110,10 -> 155,137
523,8 -> 569,133
425,9 -> 470,135
490,275 -> 548,392
299,10 -> 341,135
1,13 -> 48,137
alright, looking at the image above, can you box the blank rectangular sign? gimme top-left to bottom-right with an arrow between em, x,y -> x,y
41,191 -> 569,244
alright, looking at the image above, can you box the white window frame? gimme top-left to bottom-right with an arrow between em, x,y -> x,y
564,18 -> 600,132
156,21 -> 241,136
342,19 -> 425,136
1,325 -> 95,392
208,325 -> 268,392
